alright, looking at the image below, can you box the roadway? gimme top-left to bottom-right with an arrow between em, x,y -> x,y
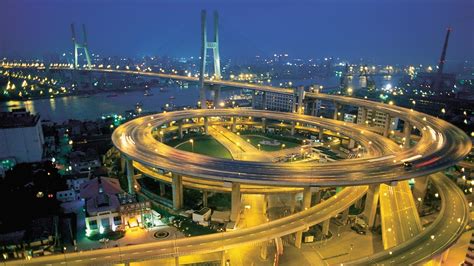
207,125 -> 273,162
112,108 -> 471,187
379,181 -> 422,249
207,125 -> 271,265
459,160 -> 474,169
2,66 -> 471,265
350,172 -> 470,265
8,186 -> 368,265
134,161 -> 303,194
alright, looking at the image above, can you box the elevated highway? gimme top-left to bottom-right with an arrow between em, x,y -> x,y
351,172 -> 469,265
135,162 -> 304,194
8,186 -> 368,265
2,66 -> 471,265
113,108 -> 470,187
379,181 -> 423,249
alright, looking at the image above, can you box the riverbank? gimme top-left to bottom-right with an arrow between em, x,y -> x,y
0,85 -> 201,122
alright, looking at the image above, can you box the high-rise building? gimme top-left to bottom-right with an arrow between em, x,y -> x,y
356,107 -> 399,133
252,91 -> 295,112
0,108 -> 44,163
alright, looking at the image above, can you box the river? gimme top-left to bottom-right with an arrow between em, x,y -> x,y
0,75 -> 395,123
0,86 -> 201,122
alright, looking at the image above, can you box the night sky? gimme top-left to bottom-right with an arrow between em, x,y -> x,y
1,0 -> 473,65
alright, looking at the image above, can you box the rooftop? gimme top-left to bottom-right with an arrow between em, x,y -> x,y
0,108 -> 40,129
80,177 -> 123,216
196,207 -> 211,215
80,176 -> 122,199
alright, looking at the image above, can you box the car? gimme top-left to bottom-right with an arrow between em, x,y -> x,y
351,224 -> 367,235
403,161 -> 413,170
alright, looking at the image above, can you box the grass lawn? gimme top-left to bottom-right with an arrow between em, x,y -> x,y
174,135 -> 233,159
243,134 -> 300,152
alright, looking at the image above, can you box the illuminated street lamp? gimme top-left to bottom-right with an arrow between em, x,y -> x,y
190,139 -> 194,152
281,144 -> 286,150
159,130 -> 164,142
257,143 -> 261,150
63,247 -> 67,264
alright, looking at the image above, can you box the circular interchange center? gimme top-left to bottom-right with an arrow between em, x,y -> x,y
113,107 -> 470,187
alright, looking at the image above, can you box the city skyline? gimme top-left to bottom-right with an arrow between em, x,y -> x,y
1,0 -> 473,65
0,2 -> 473,265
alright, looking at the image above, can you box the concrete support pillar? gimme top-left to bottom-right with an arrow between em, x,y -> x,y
360,107 -> 367,124
260,242 -> 268,260
172,174 -> 183,210
341,208 -> 349,224
220,251 -> 227,266
126,158 -> 134,194
312,189 -> 322,205
159,182 -> 166,197
302,187 -> 312,210
178,120 -> 184,139
383,115 -> 391,137
230,183 -> 241,222
261,118 -> 267,133
262,92 -> 267,110
413,176 -> 429,212
204,117 -> 209,135
202,190 -> 208,207
120,157 -> 126,174
295,187 -> 312,249
263,195 -> 268,216
311,100 -> 317,116
355,197 -> 363,209
289,193 -> 297,214
295,231 -> 303,249
252,92 -> 257,109
363,184 -> 380,228
333,102 -> 339,120
298,86 -> 304,114
403,121 -> 411,149
292,99 -> 297,113
321,219 -> 330,236
304,101 -> 310,115
291,121 -> 296,136
213,86 -> 221,108
348,139 -> 356,149
231,117 -> 237,132
318,126 -> 324,141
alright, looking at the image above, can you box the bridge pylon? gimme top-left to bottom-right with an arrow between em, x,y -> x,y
199,10 -> 221,109
71,23 -> 92,69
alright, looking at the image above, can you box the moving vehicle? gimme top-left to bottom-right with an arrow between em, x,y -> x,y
403,161 -> 413,170
351,224 -> 367,235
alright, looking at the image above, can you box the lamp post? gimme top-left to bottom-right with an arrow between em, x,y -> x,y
63,247 -> 67,265
189,139 -> 194,152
